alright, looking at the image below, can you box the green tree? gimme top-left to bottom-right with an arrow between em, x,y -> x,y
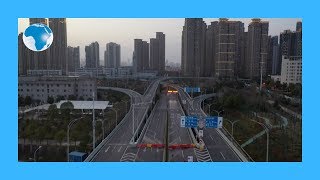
60,101 -> 74,122
25,96 -> 32,106
47,104 -> 58,121
55,130 -> 66,147
67,95 -> 77,100
47,96 -> 54,104
18,96 -> 25,107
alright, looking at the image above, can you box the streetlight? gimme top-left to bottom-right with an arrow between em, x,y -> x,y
92,92 -> 96,150
205,103 -> 216,115
67,117 -> 83,162
33,146 -> 42,162
111,108 -> 118,126
122,100 -> 129,113
211,109 -> 224,116
250,119 -> 269,162
224,119 -> 240,137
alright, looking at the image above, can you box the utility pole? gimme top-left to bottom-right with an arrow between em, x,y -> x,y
260,53 -> 267,91
92,92 -> 96,150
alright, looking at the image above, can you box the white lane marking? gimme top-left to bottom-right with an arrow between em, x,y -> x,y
105,146 -> 110,153
210,135 -> 214,141
118,146 -> 123,152
112,145 -> 117,152
182,150 -> 185,159
220,152 -> 226,160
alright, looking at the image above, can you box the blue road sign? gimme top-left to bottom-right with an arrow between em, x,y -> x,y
184,87 -> 201,93
181,116 -> 198,128
205,116 -> 223,128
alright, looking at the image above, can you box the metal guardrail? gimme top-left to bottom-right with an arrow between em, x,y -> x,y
87,80 -> 161,161
197,98 -> 254,162
84,90 -> 137,162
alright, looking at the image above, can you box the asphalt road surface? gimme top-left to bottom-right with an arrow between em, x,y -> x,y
91,80 -> 160,162
177,86 -> 241,162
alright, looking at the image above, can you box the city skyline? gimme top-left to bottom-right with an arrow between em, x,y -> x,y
18,18 -> 301,66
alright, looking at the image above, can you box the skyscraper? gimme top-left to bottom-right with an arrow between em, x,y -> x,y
85,42 -> 100,68
205,21 -> 218,77
67,46 -> 80,72
278,22 -> 302,75
213,18 -> 244,79
245,18 -> 269,79
181,18 -> 206,77
104,42 -> 121,68
150,38 -> 160,71
133,39 -> 149,74
142,41 -> 149,71
48,18 -> 67,75
156,32 -> 165,74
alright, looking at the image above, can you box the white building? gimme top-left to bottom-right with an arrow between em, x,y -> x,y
18,76 -> 97,102
280,56 -> 302,84
69,67 -> 132,78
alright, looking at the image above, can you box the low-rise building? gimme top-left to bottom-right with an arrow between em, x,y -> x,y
18,76 -> 97,102
280,56 -> 302,84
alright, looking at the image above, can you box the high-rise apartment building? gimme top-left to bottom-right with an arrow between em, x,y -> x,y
67,46 -> 80,72
48,18 -> 68,75
181,18 -> 206,77
278,22 -> 302,75
104,42 -> 121,68
214,18 -> 244,78
156,32 -> 165,74
267,36 -> 279,75
133,39 -> 149,73
150,38 -> 160,71
245,18 -> 269,79
85,42 -> 100,68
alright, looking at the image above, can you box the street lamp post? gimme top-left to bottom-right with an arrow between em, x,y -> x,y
211,109 -> 224,116
97,119 -> 105,139
67,117 -> 83,162
224,119 -> 240,137
122,100 -> 129,113
92,92 -> 96,150
205,103 -> 216,115
33,146 -> 42,162
111,108 -> 118,126
250,119 -> 269,162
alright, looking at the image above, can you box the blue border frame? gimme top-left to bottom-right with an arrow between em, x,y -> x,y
0,0 -> 317,179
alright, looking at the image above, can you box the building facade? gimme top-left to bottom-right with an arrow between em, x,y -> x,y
280,56 -> 302,84
156,32 -> 166,74
214,18 -> 244,78
150,38 -> 160,71
133,39 -> 149,73
104,42 -> 121,68
85,42 -> 100,69
245,18 -> 269,79
181,18 -> 206,77
18,76 -> 97,102
67,46 -> 80,72
48,18 -> 68,75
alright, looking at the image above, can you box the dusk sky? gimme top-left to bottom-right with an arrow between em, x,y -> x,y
18,18 -> 302,66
